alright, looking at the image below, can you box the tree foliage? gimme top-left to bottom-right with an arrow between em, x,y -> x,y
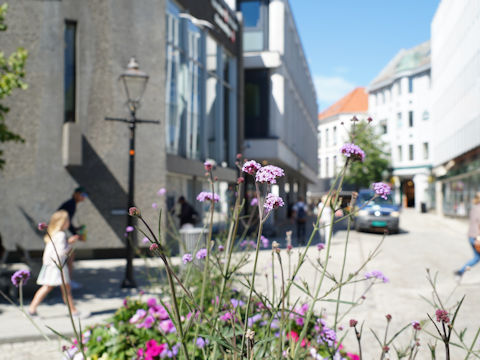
344,120 -> 391,190
0,3 -> 28,169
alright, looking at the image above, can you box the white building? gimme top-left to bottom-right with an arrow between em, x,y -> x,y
237,0 -> 318,219
317,87 -> 368,191
431,0 -> 480,217
368,41 -> 433,211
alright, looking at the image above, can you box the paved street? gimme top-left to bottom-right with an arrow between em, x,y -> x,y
1,209 -> 479,359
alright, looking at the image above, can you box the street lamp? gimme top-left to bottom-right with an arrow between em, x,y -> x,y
106,57 -> 158,288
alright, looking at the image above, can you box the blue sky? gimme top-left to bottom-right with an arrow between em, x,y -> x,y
289,1 -> 439,112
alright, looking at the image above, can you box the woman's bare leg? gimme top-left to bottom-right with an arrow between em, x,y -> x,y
60,283 -> 77,314
28,285 -> 54,314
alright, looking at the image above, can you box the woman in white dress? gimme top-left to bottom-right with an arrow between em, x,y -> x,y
28,210 -> 80,316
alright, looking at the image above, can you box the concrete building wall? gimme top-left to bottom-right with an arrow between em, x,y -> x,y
431,0 -> 480,166
0,0 -> 167,252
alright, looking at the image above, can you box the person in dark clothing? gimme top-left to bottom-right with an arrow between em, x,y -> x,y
178,196 -> 198,229
58,186 -> 87,289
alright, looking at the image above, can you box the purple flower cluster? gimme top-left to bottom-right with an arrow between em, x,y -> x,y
250,198 -> 258,207
372,182 -> 391,200
435,309 -> 450,323
255,165 -> 285,184
182,253 -> 193,264
340,143 -> 365,162
264,193 -> 285,212
196,191 -> 220,203
240,240 -> 256,249
261,235 -> 269,249
365,270 -> 389,283
11,269 -> 30,287
196,248 -> 207,259
242,160 -> 261,175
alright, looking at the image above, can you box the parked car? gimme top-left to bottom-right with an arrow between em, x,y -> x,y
354,189 -> 400,234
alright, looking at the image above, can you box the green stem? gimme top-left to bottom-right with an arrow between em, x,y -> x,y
334,214 -> 352,330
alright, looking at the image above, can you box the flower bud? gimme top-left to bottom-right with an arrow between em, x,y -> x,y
128,207 -> 140,216
386,314 -> 392,322
37,222 -> 47,231
237,176 -> 245,184
349,319 -> 358,327
149,243 -> 159,251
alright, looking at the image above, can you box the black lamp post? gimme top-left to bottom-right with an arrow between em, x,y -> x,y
106,57 -> 158,288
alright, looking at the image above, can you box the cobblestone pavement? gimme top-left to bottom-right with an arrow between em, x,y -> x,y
0,209 -> 478,359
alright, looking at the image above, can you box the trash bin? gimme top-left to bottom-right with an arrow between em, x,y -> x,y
179,228 -> 207,266
421,202 -> 427,213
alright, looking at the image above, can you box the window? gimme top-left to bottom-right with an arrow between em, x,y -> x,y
64,21 -> 76,123
380,119 -> 388,134
397,79 -> 402,95
333,155 -> 337,175
408,77 -> 413,93
325,128 -> 329,147
409,144 -> 414,161
245,69 -> 269,138
397,112 -> 402,128
408,111 -> 414,127
423,110 -> 429,121
318,159 -> 321,177
325,157 -> 329,177
318,130 -> 322,148
239,0 -> 268,51
423,142 -> 429,160
398,145 -> 403,162
333,126 -> 337,145
166,2 -> 206,160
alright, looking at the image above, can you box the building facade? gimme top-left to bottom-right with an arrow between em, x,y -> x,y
237,0 -> 318,220
0,0 -> 243,255
317,88 -> 368,192
368,41 -> 433,211
431,0 -> 480,217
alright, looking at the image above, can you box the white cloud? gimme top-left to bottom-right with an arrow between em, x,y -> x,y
314,75 -> 356,110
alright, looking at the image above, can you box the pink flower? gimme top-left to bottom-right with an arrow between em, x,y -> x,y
129,309 -> 147,324
182,253 -> 193,264
147,298 -> 157,307
152,202 -> 158,209
372,182 -> 391,200
317,243 -> 325,251
264,193 -> 284,212
142,237 -> 150,244
412,321 -> 421,330
196,191 -> 220,203
255,165 -> 285,184
128,207 -> 140,216
349,319 -> 358,327
37,222 -> 47,231
126,226 -> 134,233
242,160 -> 261,175
261,236 -> 269,249
204,161 -> 213,171
196,248 -> 207,259
11,269 -> 30,287
157,188 -> 166,196
435,309 -> 450,323
250,198 -> 258,207
149,243 -> 159,251
340,143 -> 365,162
237,176 -> 245,184
159,319 -> 176,334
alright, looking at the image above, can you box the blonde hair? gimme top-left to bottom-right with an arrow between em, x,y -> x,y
474,192 -> 480,205
44,210 -> 69,243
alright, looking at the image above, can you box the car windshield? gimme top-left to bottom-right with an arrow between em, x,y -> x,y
357,192 -> 394,206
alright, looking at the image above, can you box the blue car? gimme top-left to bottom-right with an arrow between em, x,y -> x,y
353,189 -> 400,234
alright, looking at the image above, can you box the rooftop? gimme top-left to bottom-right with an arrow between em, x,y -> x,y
369,41 -> 430,90
318,87 -> 368,121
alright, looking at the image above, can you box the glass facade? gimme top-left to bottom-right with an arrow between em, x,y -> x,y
165,1 -> 237,166
238,0 -> 268,51
443,171 -> 480,217
244,69 -> 269,138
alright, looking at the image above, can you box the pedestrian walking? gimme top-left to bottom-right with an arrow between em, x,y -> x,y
293,196 -> 308,245
28,210 -> 88,318
454,192 -> 480,278
177,196 -> 199,229
58,186 -> 87,290
318,194 -> 333,243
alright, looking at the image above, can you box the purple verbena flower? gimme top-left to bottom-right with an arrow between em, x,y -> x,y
317,243 -> 325,251
365,270 -> 389,283
250,198 -> 258,207
204,161 -> 213,171
196,337 -> 206,349
261,235 -> 269,249
152,202 -> 158,209
37,222 -> 47,231
412,321 -> 421,330
157,188 -> 167,196
142,237 -> 150,244
264,193 -> 285,212
340,143 -> 365,162
255,165 -> 285,184
128,207 -> 140,216
196,191 -> 220,203
242,160 -> 261,175
149,243 -> 159,251
126,226 -> 134,233
372,182 -> 391,200
183,253 -> 193,264
196,248 -> 207,260
218,245 -> 225,252
11,269 -> 30,287
435,309 -> 450,323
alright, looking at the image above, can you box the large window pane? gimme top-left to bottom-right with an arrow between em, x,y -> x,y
239,1 -> 261,27
245,69 -> 269,138
64,21 -> 76,123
